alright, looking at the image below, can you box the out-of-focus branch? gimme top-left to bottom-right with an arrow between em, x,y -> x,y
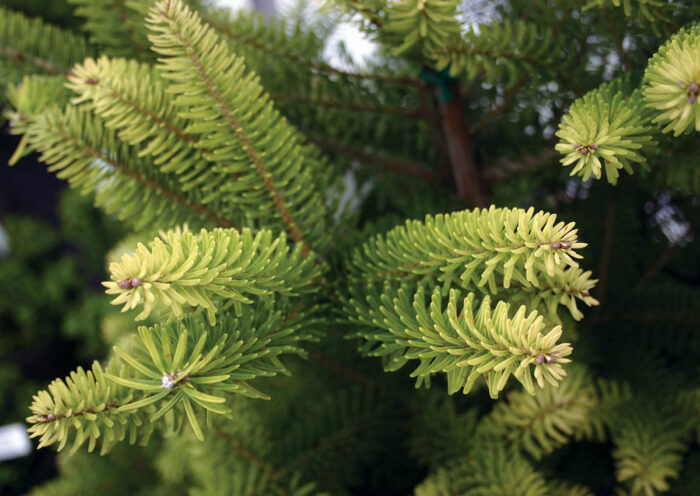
306,135 -> 438,181
481,149 -> 559,183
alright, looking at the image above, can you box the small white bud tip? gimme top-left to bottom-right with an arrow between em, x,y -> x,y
161,375 -> 174,390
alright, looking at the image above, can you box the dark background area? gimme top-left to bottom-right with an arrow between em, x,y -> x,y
0,130 -> 64,495
0,1 -> 126,485
1,0 -> 91,490
0,126 -> 127,495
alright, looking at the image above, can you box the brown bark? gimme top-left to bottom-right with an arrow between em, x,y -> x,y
437,82 -> 486,207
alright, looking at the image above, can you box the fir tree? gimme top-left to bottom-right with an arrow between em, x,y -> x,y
1,0 -> 699,494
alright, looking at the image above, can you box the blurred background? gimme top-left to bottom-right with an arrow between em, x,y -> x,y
0,1 -> 125,487
0,2 -> 357,494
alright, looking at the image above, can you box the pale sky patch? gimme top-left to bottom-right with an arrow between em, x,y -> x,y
215,0 -> 376,66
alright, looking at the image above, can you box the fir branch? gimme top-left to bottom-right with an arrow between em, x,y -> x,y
415,444 -> 550,495
160,18 -> 305,248
350,207 -> 589,294
267,386 -> 395,492
478,366 -> 617,459
103,227 -> 321,323
5,75 -> 72,139
17,105 -> 238,230
584,0 -> 676,32
550,482 -> 595,496
9,1 -> 700,492
555,77 -> 658,184
109,0 -> 147,56
643,22 -> 700,136
148,0 -> 332,255
68,58 -> 196,144
68,0 -> 151,58
347,285 -> 572,398
610,400 -> 691,495
407,393 -> 479,470
27,360 -> 157,455
66,57 -> 250,225
29,307 -> 320,451
64,132 -> 236,228
494,267 -> 599,321
430,20 -> 577,89
31,392 -> 143,425
271,418 -> 368,481
0,6 -> 93,77
382,0 -> 462,63
191,463 -> 325,496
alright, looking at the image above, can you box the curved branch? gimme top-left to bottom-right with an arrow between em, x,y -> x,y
273,94 -> 424,118
110,0 -> 147,56
213,424 -> 273,473
58,130 -> 238,228
163,10 -> 309,253
206,18 -> 421,87
2,46 -> 65,75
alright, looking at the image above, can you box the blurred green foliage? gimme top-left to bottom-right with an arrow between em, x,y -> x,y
0,189 -> 125,495
0,0 -> 80,30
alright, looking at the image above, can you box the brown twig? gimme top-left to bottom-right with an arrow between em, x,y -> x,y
111,0 -> 147,57
596,186 -> 617,309
605,18 -> 632,72
418,81 -> 452,184
308,350 -> 372,387
437,81 -> 486,207
273,94 -> 424,118
635,210 -> 700,289
2,46 -> 64,75
481,149 -> 559,183
212,424 -> 273,473
306,135 -> 438,181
